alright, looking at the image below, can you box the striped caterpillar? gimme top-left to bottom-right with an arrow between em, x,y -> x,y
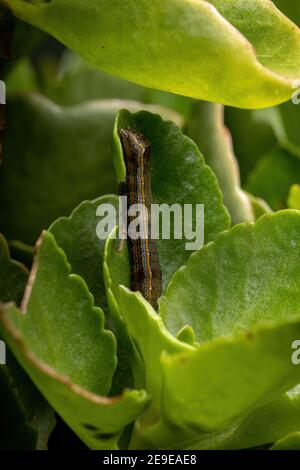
119,129 -> 162,309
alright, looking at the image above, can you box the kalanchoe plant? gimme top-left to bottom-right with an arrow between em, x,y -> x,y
3,0 -> 300,107
2,0 -> 300,451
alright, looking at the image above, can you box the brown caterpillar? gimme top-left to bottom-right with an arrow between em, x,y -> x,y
119,128 -> 162,309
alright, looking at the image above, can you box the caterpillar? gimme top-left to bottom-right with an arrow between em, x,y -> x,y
119,128 -> 162,309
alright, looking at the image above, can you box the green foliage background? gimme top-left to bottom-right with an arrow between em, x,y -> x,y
1,0 -> 300,450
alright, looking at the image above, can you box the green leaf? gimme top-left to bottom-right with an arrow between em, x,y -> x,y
160,318 -> 300,434
160,211 -> 300,341
49,196 -> 133,396
225,106 -> 285,182
246,146 -> 300,210
103,229 -> 130,337
105,215 -> 300,448
160,386 -> 300,450
0,231 -> 149,449
103,239 -> 194,442
0,352 -> 56,449
184,101 -> 254,224
271,432 -> 300,450
277,101 -> 300,151
113,109 -> 230,290
117,287 -> 194,447
225,99 -> 300,216
225,101 -> 300,186
40,51 -> 147,107
125,303 -> 300,448
49,195 -> 119,311
174,388 -> 300,449
1,319 -> 149,449
103,230 -> 141,396
3,0 -> 300,108
38,50 -> 191,118
0,234 -> 55,450
247,193 -> 273,220
0,93 -> 182,244
288,184 -> 300,210
4,231 -> 117,394
5,57 -> 39,95
0,233 -> 28,304
118,287 -> 192,401
217,388 -> 300,450
49,206 -> 299,448
111,282 -> 300,450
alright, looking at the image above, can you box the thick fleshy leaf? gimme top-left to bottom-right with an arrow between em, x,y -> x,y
225,100 -> 300,186
276,101 -> 300,151
126,312 -> 300,451
0,351 -> 56,450
226,99 -> 300,221
49,196 -> 119,311
41,51 -> 147,107
178,389 -> 300,450
0,234 -> 55,450
0,309 -> 149,449
39,51 -> 192,118
160,319 -> 300,434
288,184 -> 300,210
246,146 -> 300,211
0,231 -> 149,449
0,233 -> 28,304
225,106 -> 285,182
247,193 -> 273,220
5,57 -> 39,95
184,101 -> 254,224
121,293 -> 300,448
271,432 -> 300,450
105,239 -> 300,449
49,196 -> 132,396
103,229 -> 130,336
218,388 -> 300,450
116,287 -> 194,448
160,211 -> 300,341
3,0 -> 300,108
3,231 -> 117,394
103,230 -> 144,397
0,93 -> 181,244
118,287 -> 193,400
113,109 -> 230,290
75,208 -> 299,448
